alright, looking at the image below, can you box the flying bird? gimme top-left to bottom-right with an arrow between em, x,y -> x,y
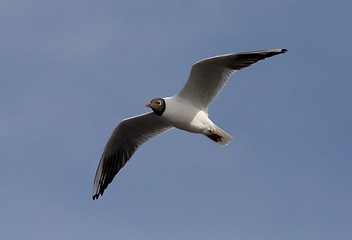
92,48 -> 287,199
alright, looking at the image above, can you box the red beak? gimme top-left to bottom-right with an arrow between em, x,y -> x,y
146,103 -> 152,108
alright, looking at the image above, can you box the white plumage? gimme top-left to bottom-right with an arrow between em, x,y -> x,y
92,48 -> 287,199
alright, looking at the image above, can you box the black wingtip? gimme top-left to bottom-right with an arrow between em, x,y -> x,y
92,192 -> 103,200
282,49 -> 288,53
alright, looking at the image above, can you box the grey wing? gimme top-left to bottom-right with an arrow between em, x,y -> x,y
176,49 -> 287,110
92,112 -> 173,199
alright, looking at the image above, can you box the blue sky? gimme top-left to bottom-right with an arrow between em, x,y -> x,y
1,0 -> 351,239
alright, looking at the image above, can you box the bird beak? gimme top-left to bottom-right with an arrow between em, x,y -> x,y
146,103 -> 152,108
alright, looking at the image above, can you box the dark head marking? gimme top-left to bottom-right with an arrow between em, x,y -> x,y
146,98 -> 166,116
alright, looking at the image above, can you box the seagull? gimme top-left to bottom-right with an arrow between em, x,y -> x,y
92,48 -> 287,199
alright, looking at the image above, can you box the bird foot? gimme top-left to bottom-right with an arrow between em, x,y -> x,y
207,132 -> 223,142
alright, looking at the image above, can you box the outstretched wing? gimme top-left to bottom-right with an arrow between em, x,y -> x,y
93,112 -> 173,199
176,49 -> 287,110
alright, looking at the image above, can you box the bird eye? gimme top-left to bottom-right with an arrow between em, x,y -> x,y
157,100 -> 161,105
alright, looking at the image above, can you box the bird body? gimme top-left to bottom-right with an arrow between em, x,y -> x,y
162,97 -> 210,133
92,48 -> 287,199
162,96 -> 232,144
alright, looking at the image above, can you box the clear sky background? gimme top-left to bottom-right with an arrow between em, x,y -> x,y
1,0 -> 351,239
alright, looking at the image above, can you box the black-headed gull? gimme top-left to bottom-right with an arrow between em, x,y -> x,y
92,49 -> 287,199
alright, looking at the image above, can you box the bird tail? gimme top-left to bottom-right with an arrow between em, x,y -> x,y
206,124 -> 233,146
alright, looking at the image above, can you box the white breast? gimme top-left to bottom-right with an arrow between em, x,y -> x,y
161,96 -> 213,134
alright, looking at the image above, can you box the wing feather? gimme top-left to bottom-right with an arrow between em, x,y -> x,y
176,49 -> 287,110
92,112 -> 173,199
